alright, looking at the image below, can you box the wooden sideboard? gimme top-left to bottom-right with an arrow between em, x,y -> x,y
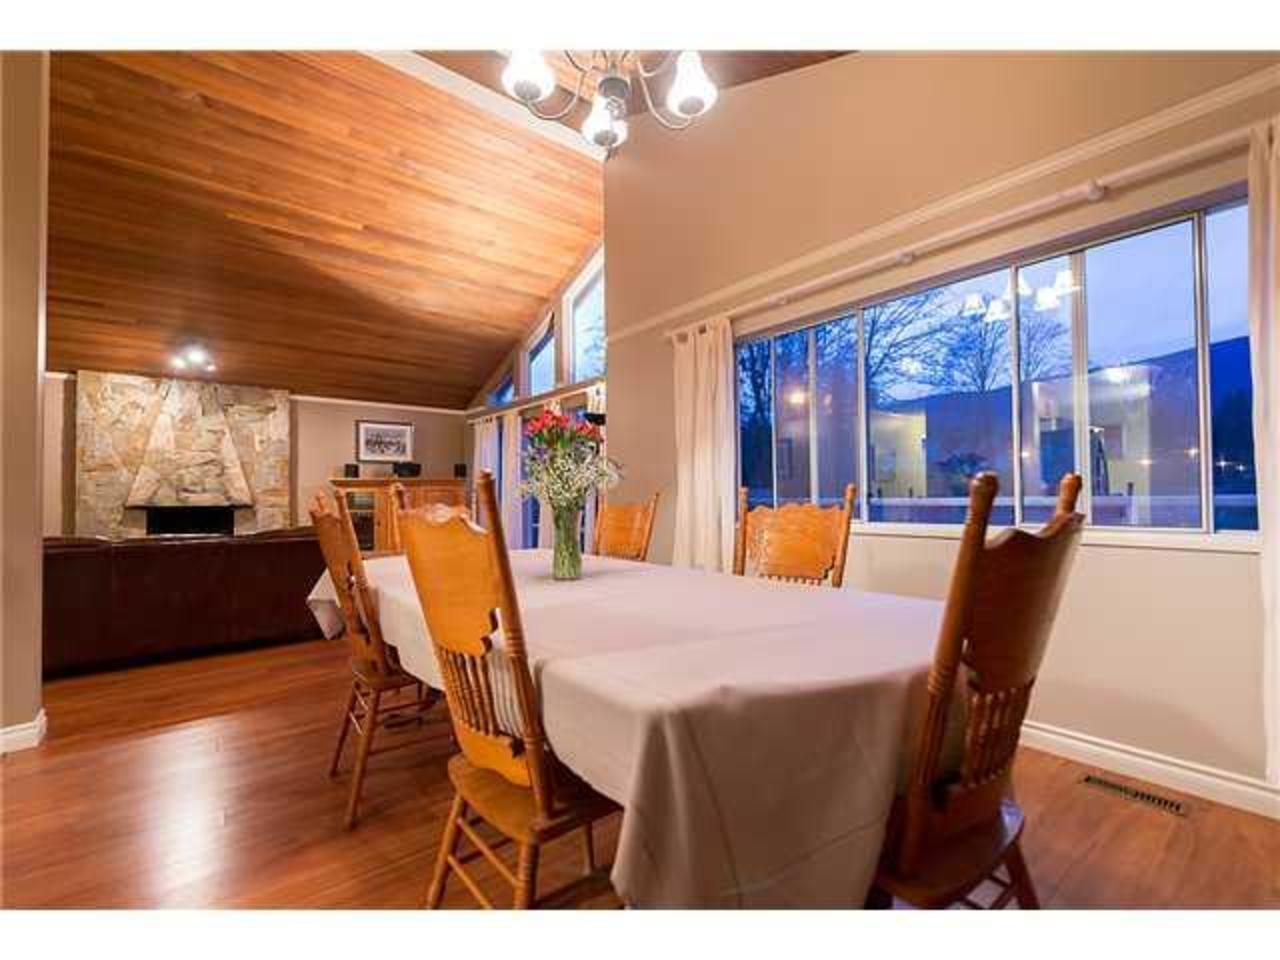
329,477 -> 466,553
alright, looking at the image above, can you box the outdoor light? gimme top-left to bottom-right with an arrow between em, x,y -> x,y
961,293 -> 986,317
983,298 -> 1011,323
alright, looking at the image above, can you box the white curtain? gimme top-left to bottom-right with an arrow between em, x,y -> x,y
500,411 -> 524,547
536,400 -> 560,549
671,316 -> 737,572
472,417 -> 499,484
582,383 -> 608,551
1249,120 -> 1280,785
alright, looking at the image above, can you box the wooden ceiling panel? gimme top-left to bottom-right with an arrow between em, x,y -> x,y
47,52 -> 604,408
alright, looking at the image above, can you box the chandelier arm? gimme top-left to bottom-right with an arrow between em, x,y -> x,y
633,51 -> 677,79
525,68 -> 590,122
562,51 -> 592,76
635,70 -> 693,131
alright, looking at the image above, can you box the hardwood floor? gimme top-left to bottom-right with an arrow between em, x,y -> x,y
3,639 -> 1278,908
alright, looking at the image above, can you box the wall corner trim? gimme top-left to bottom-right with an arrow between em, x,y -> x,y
609,62 -> 1280,346
360,51 -> 605,162
0,708 -> 48,755
1022,719 -> 1280,821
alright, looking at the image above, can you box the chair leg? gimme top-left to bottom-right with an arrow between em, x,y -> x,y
344,688 -> 382,829
424,792 -> 465,908
863,884 -> 893,909
580,823 -> 596,874
329,682 -> 358,777
513,842 -> 540,909
1004,841 -> 1041,909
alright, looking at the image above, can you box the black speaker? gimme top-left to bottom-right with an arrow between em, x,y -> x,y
342,463 -> 359,478
393,461 -> 422,478
453,462 -> 468,479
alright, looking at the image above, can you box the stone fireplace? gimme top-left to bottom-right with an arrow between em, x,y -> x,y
75,371 -> 291,538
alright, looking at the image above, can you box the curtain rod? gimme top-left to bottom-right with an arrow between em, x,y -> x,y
664,124 -> 1253,343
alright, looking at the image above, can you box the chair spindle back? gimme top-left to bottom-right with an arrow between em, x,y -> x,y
896,472 -> 1083,874
309,491 -> 398,679
400,471 -> 557,817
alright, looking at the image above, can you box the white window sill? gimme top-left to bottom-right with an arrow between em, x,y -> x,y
849,521 -> 1260,555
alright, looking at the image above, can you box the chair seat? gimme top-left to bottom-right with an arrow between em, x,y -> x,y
447,753 -> 619,845
350,658 -> 422,693
875,798 -> 1025,908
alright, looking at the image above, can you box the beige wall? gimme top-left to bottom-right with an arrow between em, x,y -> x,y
40,386 -> 468,533
291,398 -> 466,523
603,53 -> 1280,780
2,53 -> 49,732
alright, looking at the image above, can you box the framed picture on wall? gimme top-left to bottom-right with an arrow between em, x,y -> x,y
355,420 -> 415,463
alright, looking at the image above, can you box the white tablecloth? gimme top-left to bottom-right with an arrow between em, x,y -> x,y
308,550 -> 941,908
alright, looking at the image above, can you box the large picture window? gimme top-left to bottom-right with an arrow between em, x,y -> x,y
735,199 -> 1256,533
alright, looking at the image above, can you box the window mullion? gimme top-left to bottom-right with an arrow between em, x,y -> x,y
1193,210 -> 1214,533
1009,267 -> 1024,527
769,338 -> 779,509
856,308 -> 870,521
807,327 -> 819,504
1070,250 -> 1093,524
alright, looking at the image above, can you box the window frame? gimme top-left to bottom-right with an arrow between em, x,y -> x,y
733,192 -> 1256,545
568,262 -> 607,383
525,318 -> 557,397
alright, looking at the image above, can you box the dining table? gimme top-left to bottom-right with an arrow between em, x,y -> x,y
307,548 -> 944,908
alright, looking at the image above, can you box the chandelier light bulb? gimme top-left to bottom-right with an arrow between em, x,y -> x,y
501,50 -> 556,104
582,96 -> 628,150
185,345 -> 208,365
665,51 -> 718,118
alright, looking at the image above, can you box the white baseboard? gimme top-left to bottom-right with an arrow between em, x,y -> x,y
1022,720 -> 1280,821
0,708 -> 47,755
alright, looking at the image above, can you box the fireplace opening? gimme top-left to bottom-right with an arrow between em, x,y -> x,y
145,506 -> 235,536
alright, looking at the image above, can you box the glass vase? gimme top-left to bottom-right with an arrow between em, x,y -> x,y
551,506 -> 583,581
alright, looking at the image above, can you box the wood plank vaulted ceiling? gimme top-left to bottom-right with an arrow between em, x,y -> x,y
47,52 -> 604,409
48,52 -> 846,408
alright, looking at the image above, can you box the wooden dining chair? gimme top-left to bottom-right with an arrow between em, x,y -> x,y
592,492 -> 659,561
388,481 -> 469,552
310,491 -> 441,828
733,483 -> 856,587
400,471 -> 619,909
867,472 -> 1083,910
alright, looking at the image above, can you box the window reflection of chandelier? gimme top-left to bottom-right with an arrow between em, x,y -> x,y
500,51 -> 718,153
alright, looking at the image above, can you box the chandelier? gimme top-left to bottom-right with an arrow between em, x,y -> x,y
500,51 -> 718,152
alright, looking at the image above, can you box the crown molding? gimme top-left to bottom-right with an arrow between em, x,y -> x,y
360,50 -> 605,162
609,63 -> 1280,346
290,393 -> 466,416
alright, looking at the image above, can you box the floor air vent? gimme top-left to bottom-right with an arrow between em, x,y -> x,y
1080,774 -> 1187,816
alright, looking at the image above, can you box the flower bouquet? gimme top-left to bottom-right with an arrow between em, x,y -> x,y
520,410 -> 619,580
